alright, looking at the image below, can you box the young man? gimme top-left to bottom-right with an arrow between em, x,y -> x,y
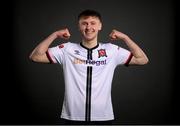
29,10 -> 149,124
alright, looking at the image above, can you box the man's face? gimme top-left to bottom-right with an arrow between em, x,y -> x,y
78,16 -> 102,41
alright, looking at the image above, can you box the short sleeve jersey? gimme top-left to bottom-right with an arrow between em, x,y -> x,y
47,42 -> 132,121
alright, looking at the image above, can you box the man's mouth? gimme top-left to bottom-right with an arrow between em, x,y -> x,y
85,31 -> 94,34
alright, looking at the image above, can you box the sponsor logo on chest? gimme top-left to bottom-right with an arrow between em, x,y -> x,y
73,49 -> 108,66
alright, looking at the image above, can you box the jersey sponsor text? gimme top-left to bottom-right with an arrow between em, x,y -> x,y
74,58 -> 106,66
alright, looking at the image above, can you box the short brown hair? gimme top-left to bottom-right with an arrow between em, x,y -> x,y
78,9 -> 102,22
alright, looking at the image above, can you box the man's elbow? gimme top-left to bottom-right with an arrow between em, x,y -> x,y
29,54 -> 39,62
29,54 -> 33,61
140,57 -> 149,65
134,57 -> 149,65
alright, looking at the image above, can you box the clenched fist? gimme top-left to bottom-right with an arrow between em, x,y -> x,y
55,28 -> 71,39
109,29 -> 127,41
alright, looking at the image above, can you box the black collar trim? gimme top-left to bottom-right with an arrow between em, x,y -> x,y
80,43 -> 99,50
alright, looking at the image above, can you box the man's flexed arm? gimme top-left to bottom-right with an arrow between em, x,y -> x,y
29,28 -> 70,63
109,29 -> 149,65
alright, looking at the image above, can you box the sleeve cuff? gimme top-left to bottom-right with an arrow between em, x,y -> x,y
46,51 -> 54,64
124,53 -> 133,67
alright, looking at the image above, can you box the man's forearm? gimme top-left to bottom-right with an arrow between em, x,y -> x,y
29,32 -> 57,61
122,35 -> 145,58
29,28 -> 70,63
122,35 -> 149,65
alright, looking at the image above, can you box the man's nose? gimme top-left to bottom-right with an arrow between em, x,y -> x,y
86,24 -> 91,29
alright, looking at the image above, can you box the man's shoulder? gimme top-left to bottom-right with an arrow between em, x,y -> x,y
100,42 -> 118,49
58,42 -> 79,49
59,41 -> 78,46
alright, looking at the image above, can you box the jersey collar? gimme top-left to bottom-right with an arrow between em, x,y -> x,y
80,42 -> 99,51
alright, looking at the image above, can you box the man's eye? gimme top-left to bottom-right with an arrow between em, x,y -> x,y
82,22 -> 87,25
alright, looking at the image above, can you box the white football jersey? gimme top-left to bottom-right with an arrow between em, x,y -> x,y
46,42 -> 132,121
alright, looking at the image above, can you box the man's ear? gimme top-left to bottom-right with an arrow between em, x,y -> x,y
98,22 -> 102,31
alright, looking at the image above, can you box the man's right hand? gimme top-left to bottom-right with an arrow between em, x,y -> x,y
55,28 -> 71,40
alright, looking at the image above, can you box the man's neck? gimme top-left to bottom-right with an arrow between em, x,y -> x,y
82,39 -> 98,49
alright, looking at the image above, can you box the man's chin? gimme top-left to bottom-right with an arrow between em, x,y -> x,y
84,36 -> 96,41
84,38 -> 94,42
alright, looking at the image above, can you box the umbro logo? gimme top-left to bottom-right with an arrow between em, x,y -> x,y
74,50 -> 80,55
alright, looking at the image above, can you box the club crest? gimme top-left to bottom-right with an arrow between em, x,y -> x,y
98,49 -> 107,58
